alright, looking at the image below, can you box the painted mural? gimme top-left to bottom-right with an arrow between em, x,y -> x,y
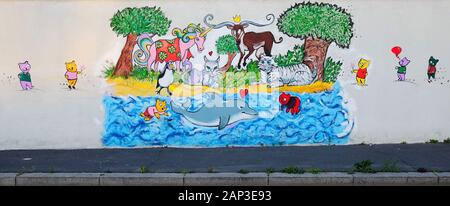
102,2 -> 355,147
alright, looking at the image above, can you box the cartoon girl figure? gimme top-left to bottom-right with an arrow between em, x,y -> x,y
396,57 -> 410,81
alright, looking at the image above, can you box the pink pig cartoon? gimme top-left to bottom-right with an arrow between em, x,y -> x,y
18,61 -> 33,90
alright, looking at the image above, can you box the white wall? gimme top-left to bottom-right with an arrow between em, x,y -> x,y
0,0 -> 449,149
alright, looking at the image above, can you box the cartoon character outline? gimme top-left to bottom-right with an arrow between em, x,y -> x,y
395,57 -> 410,81
18,61 -> 32,90
427,56 -> 439,82
64,60 -> 82,89
140,99 -> 170,121
352,58 -> 370,86
279,92 -> 301,115
156,62 -> 175,96
133,23 -> 210,72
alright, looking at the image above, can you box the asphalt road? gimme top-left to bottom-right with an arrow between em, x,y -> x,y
1,144 -> 449,173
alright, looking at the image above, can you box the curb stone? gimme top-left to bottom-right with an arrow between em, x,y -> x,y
437,172 -> 450,185
1,172 -> 449,186
16,173 -> 101,186
353,173 -> 408,185
406,172 -> 438,185
184,173 -> 268,186
0,173 -> 17,186
269,172 -> 353,186
100,173 -> 184,186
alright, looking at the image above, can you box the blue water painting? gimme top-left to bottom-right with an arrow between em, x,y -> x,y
102,83 -> 353,147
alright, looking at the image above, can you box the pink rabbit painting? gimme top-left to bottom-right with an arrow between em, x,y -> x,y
18,61 -> 33,90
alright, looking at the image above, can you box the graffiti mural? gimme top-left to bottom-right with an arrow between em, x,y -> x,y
102,2 -> 355,147
204,14 -> 283,69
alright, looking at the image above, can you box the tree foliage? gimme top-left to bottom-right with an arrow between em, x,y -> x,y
110,6 -> 171,37
216,35 -> 239,55
277,2 -> 354,48
274,45 -> 304,67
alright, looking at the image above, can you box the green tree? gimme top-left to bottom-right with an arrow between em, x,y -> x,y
277,2 -> 353,81
110,7 -> 171,77
215,34 -> 239,72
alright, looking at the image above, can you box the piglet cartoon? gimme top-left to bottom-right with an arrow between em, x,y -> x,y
18,61 -> 33,90
396,57 -> 411,81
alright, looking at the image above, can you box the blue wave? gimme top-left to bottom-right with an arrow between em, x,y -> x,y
102,83 -> 353,147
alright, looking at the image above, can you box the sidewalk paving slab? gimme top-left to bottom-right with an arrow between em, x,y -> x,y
269,172 -> 353,186
184,173 -> 268,186
16,173 -> 101,186
0,173 -> 17,186
100,173 -> 184,186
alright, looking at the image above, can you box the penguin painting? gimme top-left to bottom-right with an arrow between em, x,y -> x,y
156,62 -> 174,96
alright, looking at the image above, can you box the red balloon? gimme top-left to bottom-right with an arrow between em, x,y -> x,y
391,46 -> 402,57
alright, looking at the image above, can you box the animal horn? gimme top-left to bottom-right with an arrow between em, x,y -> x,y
240,14 -> 275,27
203,14 -> 235,29
200,27 -> 212,37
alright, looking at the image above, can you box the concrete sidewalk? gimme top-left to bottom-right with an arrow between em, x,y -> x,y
0,144 -> 449,173
1,172 -> 450,186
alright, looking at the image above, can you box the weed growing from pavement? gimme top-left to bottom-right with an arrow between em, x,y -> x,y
426,139 -> 439,144
282,166 -> 305,174
353,160 -> 375,173
265,168 -> 274,175
178,169 -> 192,174
380,160 -> 400,172
139,166 -> 150,173
400,141 -> 407,144
238,169 -> 249,174
306,168 -> 321,174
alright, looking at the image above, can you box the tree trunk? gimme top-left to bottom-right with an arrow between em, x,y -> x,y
220,53 -> 237,72
113,34 -> 137,77
302,37 -> 331,81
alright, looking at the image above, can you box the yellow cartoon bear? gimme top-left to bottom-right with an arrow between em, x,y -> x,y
140,99 -> 170,121
352,58 -> 370,86
65,60 -> 81,89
